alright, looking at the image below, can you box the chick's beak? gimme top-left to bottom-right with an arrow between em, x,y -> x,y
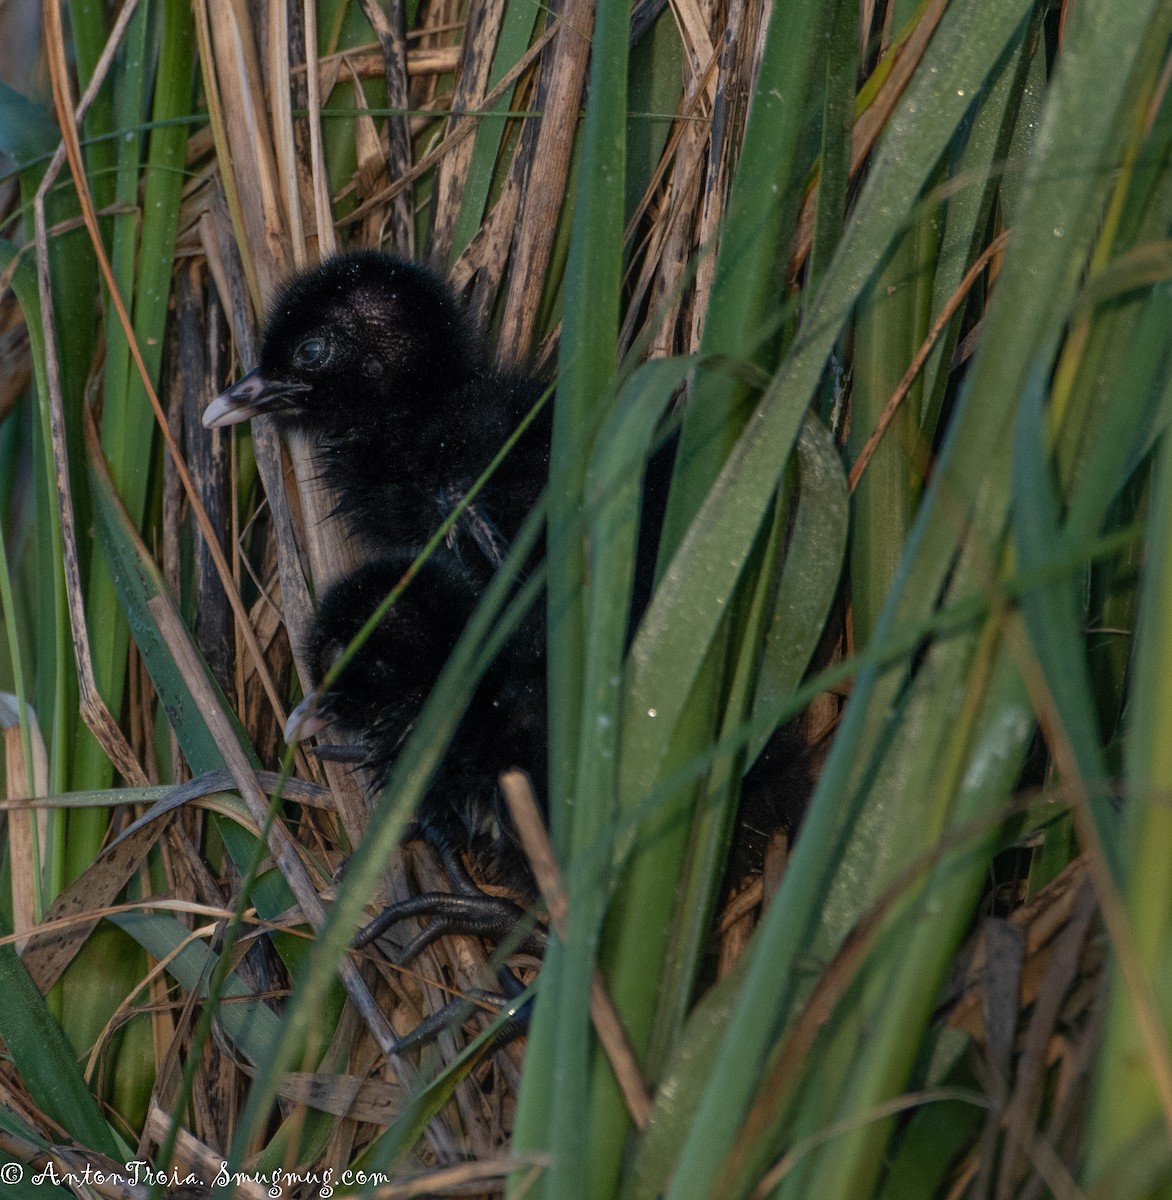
284,691 -> 332,743
202,368 -> 299,429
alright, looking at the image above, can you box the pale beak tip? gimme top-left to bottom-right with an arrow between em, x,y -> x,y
284,692 -> 331,744
201,393 -> 237,429
202,368 -> 273,429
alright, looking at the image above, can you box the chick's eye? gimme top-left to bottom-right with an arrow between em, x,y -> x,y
294,337 -> 329,369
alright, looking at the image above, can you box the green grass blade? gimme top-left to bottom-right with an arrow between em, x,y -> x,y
1011,376 -> 1116,858
848,214 -> 932,647
0,83 -> 60,164
68,0 -> 116,213
919,25 -> 1036,432
110,912 -> 285,1065
1087,421 -> 1172,1178
544,1 -> 629,840
750,415 -> 849,761
0,240 -> 77,926
657,0 -> 833,563
76,0 -> 194,810
648,412 -> 847,1075
808,0 -> 859,292
517,0 -> 630,1191
0,941 -> 120,1158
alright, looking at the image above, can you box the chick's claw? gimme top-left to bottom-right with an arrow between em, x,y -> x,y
355,889 -> 548,964
389,968 -> 534,1056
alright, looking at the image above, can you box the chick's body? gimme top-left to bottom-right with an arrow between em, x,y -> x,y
304,549 -> 546,887
203,252 -> 551,571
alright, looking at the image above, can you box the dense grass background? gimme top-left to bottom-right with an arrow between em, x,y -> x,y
2,0 -> 1172,1196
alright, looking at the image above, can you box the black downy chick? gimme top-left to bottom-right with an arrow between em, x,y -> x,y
202,252 -> 671,968
284,547 -> 548,966
202,252 -> 551,572
202,252 -> 557,1005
